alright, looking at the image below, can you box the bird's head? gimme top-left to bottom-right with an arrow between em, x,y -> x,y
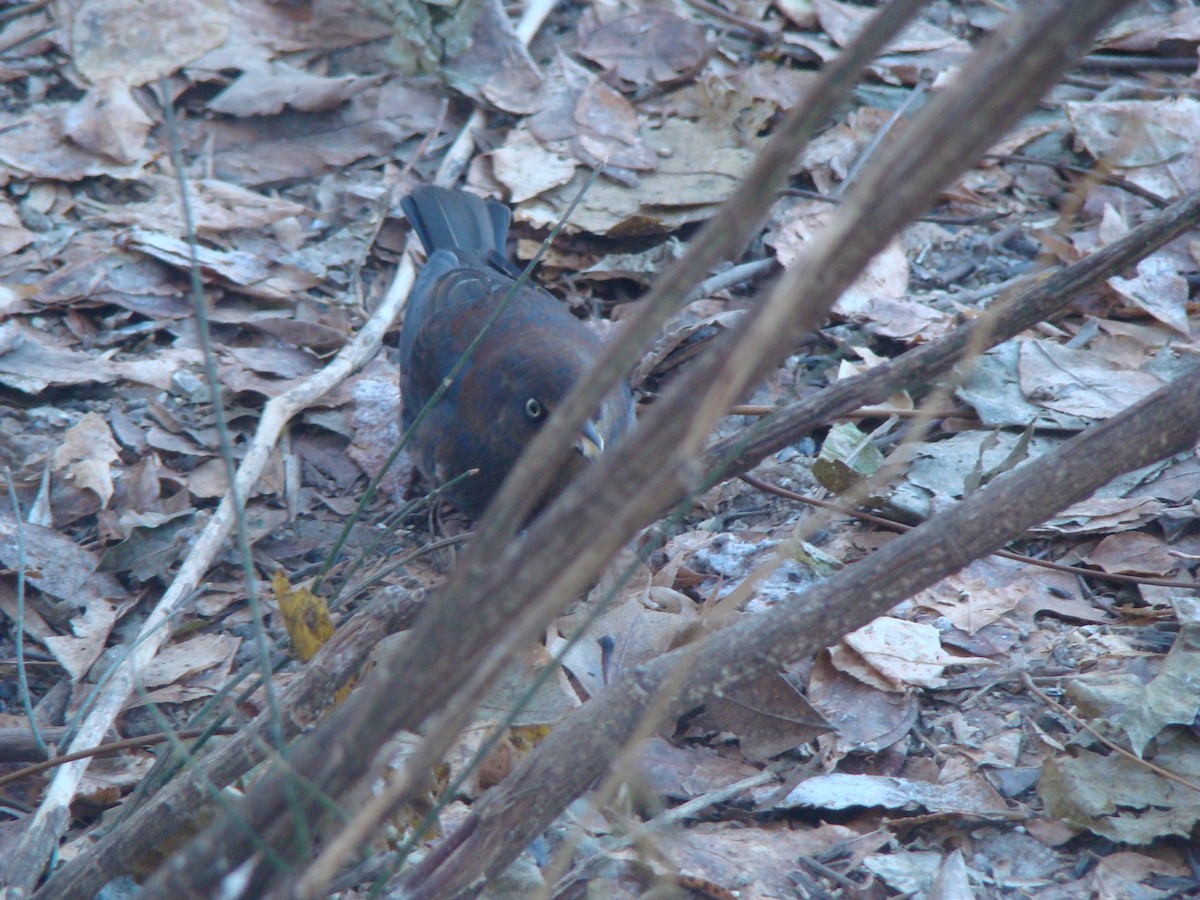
458,337 -> 610,476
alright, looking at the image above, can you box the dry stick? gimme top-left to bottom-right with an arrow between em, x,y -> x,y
0,728 -> 239,789
0,728 -> 69,765
188,81 -> 1197,900
34,586 -> 423,900
136,3 -> 931,896
1020,673 -> 1200,794
409,366 -> 1200,900
701,183 -> 1200,484
729,404 -> 965,418
740,474 -> 1200,591
399,1 -> 1153,894
1,258 -> 412,891
141,3 -> 1140,895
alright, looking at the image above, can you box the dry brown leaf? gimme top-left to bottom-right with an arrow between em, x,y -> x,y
1080,531 -> 1182,577
842,617 -> 994,690
1066,98 -> 1200,201
71,0 -> 230,86
0,197 -> 36,255
815,0 -> 969,53
1018,340 -> 1165,419
90,176 -> 307,236
808,651 -> 920,761
576,13 -> 710,91
1107,255 -> 1192,337
43,599 -> 118,681
53,412 -> 121,507
0,321 -> 118,392
121,227 -> 321,299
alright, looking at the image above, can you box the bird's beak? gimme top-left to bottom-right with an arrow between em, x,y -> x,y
576,420 -> 605,461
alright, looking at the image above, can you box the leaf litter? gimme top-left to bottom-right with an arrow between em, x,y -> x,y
0,0 -> 1197,896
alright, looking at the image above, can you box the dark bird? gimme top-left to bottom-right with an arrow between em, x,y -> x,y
399,185 -> 635,519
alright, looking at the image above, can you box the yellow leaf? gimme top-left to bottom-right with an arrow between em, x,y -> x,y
272,569 -> 334,662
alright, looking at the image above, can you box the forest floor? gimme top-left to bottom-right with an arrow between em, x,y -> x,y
0,0 -> 1199,897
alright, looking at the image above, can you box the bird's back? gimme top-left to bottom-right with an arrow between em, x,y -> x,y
399,187 -> 582,420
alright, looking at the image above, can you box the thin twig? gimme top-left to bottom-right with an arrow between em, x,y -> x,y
679,0 -> 778,43
729,404 -> 967,419
985,152 -> 1171,208
739,473 -> 1200,591
3,469 -> 44,759
1020,672 -> 1200,794
0,727 -> 238,789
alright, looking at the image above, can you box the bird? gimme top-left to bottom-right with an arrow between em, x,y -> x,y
399,185 -> 635,520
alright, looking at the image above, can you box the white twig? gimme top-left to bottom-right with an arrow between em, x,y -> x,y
3,255 -> 415,892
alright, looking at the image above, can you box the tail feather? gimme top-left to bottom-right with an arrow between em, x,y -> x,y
401,186 -> 510,257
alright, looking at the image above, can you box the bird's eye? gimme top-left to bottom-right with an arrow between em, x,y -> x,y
524,398 -> 543,419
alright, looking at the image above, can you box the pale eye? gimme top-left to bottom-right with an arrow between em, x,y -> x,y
524,398 -> 543,419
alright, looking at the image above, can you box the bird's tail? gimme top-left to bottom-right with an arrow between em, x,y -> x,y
401,186 -> 510,260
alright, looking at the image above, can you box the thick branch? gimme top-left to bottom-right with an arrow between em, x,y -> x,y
705,186 -> 1200,482
141,1 -> 1137,894
408,363 -> 1200,899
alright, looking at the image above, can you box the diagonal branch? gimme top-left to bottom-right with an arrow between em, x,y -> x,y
139,0 -> 1140,894
408,359 -> 1200,899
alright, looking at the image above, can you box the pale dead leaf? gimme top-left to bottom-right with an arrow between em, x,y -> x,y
62,80 -> 153,165
121,227 -> 321,300
910,557 -> 1034,634
43,599 -> 118,681
576,12 -> 710,91
843,617 -> 993,690
1108,255 -> 1191,337
71,0 -> 231,86
112,348 -> 206,391
815,0 -> 969,53
53,412 -> 121,507
490,127 -> 578,203
90,176 -> 307,236
77,754 -> 155,806
439,0 -> 543,114
1100,8 -> 1200,52
808,651 -> 920,762
694,671 -> 830,761
1066,98 -> 1200,200
0,107 -> 146,181
779,770 -> 1008,814
0,321 -> 117,393
768,202 -> 911,316
0,580 -> 55,642
1039,495 -> 1167,536
0,197 -> 35,255
572,81 -> 657,172
1081,531 -> 1182,577
516,118 -> 756,236
209,62 -> 383,117
552,554 -> 699,697
1018,340 -> 1165,419
136,632 -> 241,689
